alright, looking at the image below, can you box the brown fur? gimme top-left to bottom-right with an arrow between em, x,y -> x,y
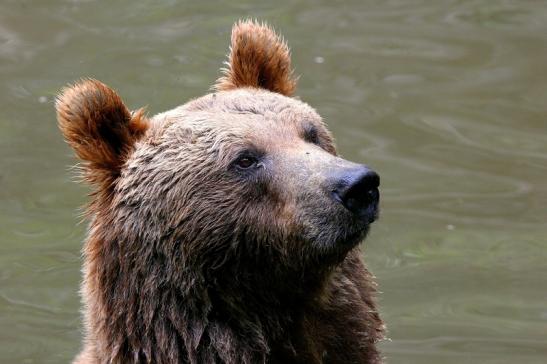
56,79 -> 149,208
57,21 -> 384,364
214,20 -> 297,96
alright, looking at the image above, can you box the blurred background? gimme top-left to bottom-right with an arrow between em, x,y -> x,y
1,0 -> 546,363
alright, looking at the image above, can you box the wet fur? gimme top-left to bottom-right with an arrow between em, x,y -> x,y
57,20 -> 384,364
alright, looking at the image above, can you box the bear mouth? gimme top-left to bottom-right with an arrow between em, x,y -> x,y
334,228 -> 368,249
306,212 -> 375,255
333,199 -> 380,249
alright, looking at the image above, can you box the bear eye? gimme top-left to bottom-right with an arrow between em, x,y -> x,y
234,155 -> 258,170
303,123 -> 320,145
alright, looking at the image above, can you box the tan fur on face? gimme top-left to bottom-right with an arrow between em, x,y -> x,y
214,20 -> 297,96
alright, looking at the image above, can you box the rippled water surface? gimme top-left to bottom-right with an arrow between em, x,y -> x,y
1,1 -> 546,363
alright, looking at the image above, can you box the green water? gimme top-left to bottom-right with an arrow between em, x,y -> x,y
1,1 -> 546,363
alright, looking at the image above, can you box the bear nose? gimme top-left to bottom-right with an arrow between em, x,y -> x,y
332,167 -> 380,220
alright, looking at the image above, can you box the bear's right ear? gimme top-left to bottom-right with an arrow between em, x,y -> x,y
56,79 -> 148,186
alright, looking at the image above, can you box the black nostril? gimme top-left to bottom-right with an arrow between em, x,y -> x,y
332,167 -> 380,218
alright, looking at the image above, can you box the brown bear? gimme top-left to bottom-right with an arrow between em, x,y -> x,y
56,20 -> 385,364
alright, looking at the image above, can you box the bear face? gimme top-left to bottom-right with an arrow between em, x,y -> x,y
115,89 -> 379,276
57,20 -> 383,364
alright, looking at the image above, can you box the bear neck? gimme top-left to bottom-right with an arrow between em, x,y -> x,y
213,250 -> 333,315
196,243 -> 337,344
86,222 -> 338,362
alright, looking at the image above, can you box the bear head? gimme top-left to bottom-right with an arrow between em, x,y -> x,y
56,18 -> 380,333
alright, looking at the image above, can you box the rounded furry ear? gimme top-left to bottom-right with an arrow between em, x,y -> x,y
56,79 -> 148,186
214,20 -> 297,96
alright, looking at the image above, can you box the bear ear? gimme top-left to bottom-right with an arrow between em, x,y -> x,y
55,79 -> 149,187
214,19 -> 297,96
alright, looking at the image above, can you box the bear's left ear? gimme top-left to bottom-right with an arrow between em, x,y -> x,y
214,20 -> 297,96
56,79 -> 148,187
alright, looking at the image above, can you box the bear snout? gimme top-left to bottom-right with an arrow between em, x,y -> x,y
331,166 -> 380,223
